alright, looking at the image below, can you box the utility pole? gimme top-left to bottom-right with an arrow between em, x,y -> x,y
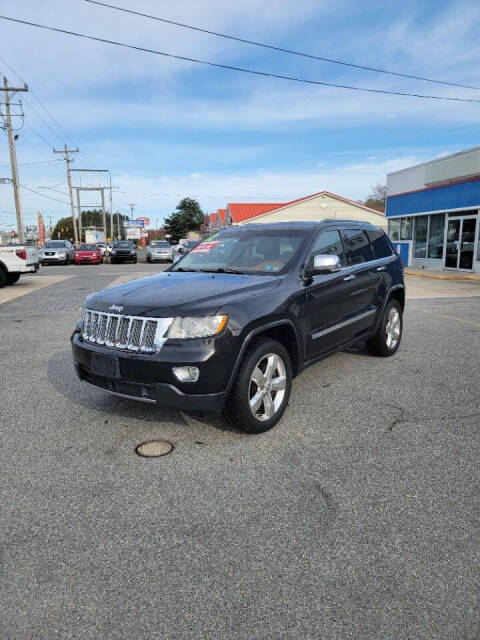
127,203 -> 136,218
1,76 -> 28,243
54,144 -> 79,247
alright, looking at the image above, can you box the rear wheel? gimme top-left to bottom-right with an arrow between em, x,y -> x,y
223,338 -> 292,434
6,272 -> 20,285
0,267 -> 7,288
366,299 -> 403,356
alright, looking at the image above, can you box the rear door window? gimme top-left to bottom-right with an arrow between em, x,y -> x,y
343,229 -> 375,265
366,230 -> 393,259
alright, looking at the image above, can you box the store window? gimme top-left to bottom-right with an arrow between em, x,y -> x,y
427,213 -> 445,259
389,219 -> 400,241
400,218 -> 412,240
413,216 -> 428,258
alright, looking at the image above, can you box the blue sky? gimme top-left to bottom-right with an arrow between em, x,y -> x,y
1,0 -> 480,229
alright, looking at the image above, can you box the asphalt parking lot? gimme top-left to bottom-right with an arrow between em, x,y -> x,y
1,264 -> 479,640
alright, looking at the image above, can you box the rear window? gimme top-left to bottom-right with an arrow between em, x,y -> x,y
343,229 -> 375,265
366,230 -> 393,259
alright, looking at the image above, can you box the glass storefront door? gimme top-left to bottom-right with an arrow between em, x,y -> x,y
444,216 -> 477,270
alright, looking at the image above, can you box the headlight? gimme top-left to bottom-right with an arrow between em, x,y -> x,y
130,249 -> 136,254
168,315 -> 228,339
111,249 -> 116,254
57,252 -> 66,257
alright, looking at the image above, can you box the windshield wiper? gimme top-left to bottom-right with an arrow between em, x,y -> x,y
200,267 -> 244,275
175,267 -> 199,272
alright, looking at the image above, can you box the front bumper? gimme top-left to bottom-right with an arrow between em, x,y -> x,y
41,255 -> 66,263
71,331 -> 236,413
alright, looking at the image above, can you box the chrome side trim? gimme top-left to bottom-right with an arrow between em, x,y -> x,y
312,308 -> 377,340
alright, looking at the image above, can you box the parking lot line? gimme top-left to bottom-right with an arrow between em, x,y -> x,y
418,308 -> 480,328
0,274 -> 74,305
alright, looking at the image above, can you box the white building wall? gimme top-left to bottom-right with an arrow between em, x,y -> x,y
387,146 -> 480,196
240,194 -> 387,229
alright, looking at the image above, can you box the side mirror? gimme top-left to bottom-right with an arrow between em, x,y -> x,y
313,254 -> 341,274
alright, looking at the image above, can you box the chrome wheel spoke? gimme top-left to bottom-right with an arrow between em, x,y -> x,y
263,392 -> 275,418
265,354 -> 279,381
270,375 -> 286,391
251,366 -> 266,387
249,389 -> 264,413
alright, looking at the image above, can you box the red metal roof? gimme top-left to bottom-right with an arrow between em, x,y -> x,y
227,203 -> 287,223
217,208 -> 226,224
209,213 -> 217,227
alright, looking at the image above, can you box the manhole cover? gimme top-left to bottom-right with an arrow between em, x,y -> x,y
135,440 -> 174,458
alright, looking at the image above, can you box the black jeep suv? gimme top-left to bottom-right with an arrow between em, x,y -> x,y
110,240 -> 137,264
71,221 -> 405,433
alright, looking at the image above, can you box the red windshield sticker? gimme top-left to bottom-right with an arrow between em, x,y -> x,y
191,241 -> 222,253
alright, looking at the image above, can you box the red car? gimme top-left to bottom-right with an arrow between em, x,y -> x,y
74,244 -> 102,265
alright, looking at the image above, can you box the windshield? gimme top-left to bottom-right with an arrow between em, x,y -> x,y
150,241 -> 170,248
113,241 -> 133,248
171,229 -> 306,275
78,244 -> 97,251
45,241 -> 67,248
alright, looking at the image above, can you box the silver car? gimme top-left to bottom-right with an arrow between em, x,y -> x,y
146,240 -> 173,263
40,240 -> 75,265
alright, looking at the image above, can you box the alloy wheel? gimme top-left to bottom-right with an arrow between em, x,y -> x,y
249,353 -> 287,421
386,307 -> 401,348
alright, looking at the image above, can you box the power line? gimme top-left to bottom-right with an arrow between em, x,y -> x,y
20,184 -> 69,204
0,54 -> 104,178
84,0 -> 480,92
1,14 -> 480,103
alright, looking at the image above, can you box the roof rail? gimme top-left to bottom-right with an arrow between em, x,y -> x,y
321,218 -> 376,226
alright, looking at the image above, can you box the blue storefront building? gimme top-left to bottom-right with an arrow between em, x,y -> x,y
386,147 -> 480,273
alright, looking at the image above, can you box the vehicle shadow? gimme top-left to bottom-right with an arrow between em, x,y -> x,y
47,348 -> 242,434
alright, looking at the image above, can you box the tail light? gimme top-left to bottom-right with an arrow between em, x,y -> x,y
16,249 -> 27,260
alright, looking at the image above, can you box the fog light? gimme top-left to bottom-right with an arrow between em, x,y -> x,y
173,366 -> 200,382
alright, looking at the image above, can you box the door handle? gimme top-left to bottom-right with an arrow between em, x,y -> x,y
343,274 -> 357,281
376,266 -> 386,271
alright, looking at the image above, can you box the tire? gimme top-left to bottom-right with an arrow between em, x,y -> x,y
133,258 -> 137,264
366,299 -> 403,357
111,258 -> 116,264
223,338 -> 292,434
0,267 -> 7,288
6,272 -> 21,285
146,255 -> 151,263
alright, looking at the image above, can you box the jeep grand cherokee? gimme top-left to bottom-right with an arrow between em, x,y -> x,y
71,221 -> 405,433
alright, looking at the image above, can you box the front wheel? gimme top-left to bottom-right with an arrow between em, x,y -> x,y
223,338 -> 292,434
366,299 -> 403,357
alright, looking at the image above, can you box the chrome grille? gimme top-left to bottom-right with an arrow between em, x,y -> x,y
82,310 -> 172,353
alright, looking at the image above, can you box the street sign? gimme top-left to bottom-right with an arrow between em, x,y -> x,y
137,217 -> 150,225
126,227 -> 141,240
124,219 -> 144,228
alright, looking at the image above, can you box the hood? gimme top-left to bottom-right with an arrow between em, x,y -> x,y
87,271 -> 281,316
76,250 -> 98,256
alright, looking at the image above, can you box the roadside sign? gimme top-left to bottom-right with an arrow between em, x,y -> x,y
140,231 -> 148,237
124,220 -> 144,228
137,217 -> 150,225
126,227 -> 141,240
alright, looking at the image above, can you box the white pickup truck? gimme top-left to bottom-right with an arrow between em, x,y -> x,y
0,244 -> 39,287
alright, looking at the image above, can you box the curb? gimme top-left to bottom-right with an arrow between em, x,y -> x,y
405,269 -> 480,281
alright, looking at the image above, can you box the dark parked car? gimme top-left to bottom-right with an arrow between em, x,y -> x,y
72,221 -> 405,433
110,240 -> 137,264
